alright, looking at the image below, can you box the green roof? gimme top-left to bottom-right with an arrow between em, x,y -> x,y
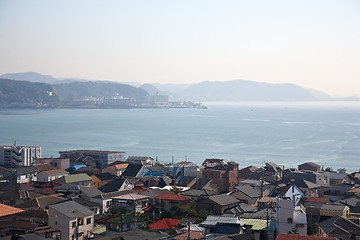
56,173 -> 92,183
92,225 -> 106,234
240,218 -> 276,231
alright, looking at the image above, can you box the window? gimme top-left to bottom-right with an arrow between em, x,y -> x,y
287,218 -> 293,223
78,218 -> 84,225
87,218 -> 91,225
72,221 -> 76,228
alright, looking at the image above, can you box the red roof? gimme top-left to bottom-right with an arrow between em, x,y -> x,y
276,234 -> 337,240
154,193 -> 190,201
306,197 -> 330,203
147,218 -> 181,230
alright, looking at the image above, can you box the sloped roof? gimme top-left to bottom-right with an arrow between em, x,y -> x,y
154,193 -> 190,201
182,189 -> 217,197
306,197 -> 330,203
177,176 -> 196,187
298,162 -> 321,168
33,163 -> 54,171
139,188 -> 172,198
109,163 -> 129,170
147,218 -> 181,230
122,164 -> 144,177
200,215 -> 245,227
99,178 -> 127,193
15,195 -> 66,209
320,204 -> 348,212
0,203 -> 24,217
208,194 -> 239,206
41,169 -> 68,176
240,218 -> 276,231
112,193 -> 149,201
49,200 -> 93,218
55,173 -> 92,183
235,185 -> 260,198
192,178 -> 213,190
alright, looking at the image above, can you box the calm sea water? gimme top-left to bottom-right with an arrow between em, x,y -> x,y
1,101 -> 360,172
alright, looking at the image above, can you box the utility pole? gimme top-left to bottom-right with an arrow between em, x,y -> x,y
266,202 -> 269,240
153,208 -> 155,230
187,220 -> 191,240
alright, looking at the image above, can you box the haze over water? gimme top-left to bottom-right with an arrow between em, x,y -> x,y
1,101 -> 360,172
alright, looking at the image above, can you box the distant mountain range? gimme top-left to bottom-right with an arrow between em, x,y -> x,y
1,71 -> 354,107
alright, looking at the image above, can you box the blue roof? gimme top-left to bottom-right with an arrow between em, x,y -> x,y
144,171 -> 162,177
66,164 -> 87,171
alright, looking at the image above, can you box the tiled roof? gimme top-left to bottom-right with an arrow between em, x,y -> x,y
106,163 -> 128,170
208,194 -> 239,206
154,193 -> 190,201
0,203 -> 24,217
147,218 -> 181,230
235,185 -> 260,198
306,197 -> 330,203
320,204 -> 348,211
112,193 -> 149,201
276,234 -> 337,240
15,195 -> 66,209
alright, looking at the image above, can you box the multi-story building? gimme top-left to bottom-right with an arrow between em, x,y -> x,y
276,197 -> 307,236
48,201 -> 94,240
0,145 -> 41,167
59,150 -> 125,168
202,159 -> 239,193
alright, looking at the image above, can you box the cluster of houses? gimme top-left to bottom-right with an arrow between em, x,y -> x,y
1,145 -> 360,240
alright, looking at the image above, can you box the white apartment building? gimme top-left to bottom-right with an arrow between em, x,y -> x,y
48,201 -> 94,240
276,197 -> 307,236
0,145 -> 41,167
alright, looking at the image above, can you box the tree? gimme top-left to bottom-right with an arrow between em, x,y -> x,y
337,168 -> 346,173
170,185 -> 182,194
325,167 -> 334,172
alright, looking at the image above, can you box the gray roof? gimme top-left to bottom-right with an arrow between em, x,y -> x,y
208,194 -> 240,206
122,164 -> 145,177
99,178 -> 127,193
235,185 -> 260,199
49,200 -> 94,218
182,189 -> 217,197
200,215 -> 245,227
320,204 -> 348,211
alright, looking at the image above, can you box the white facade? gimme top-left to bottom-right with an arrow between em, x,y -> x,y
276,198 -> 307,236
0,145 -> 41,167
48,201 -> 94,240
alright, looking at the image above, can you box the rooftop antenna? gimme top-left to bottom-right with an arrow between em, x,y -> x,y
14,140 -> 16,147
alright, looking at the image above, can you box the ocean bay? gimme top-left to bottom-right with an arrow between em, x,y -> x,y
1,101 -> 360,172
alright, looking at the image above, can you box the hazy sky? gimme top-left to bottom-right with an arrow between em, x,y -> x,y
0,0 -> 359,96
